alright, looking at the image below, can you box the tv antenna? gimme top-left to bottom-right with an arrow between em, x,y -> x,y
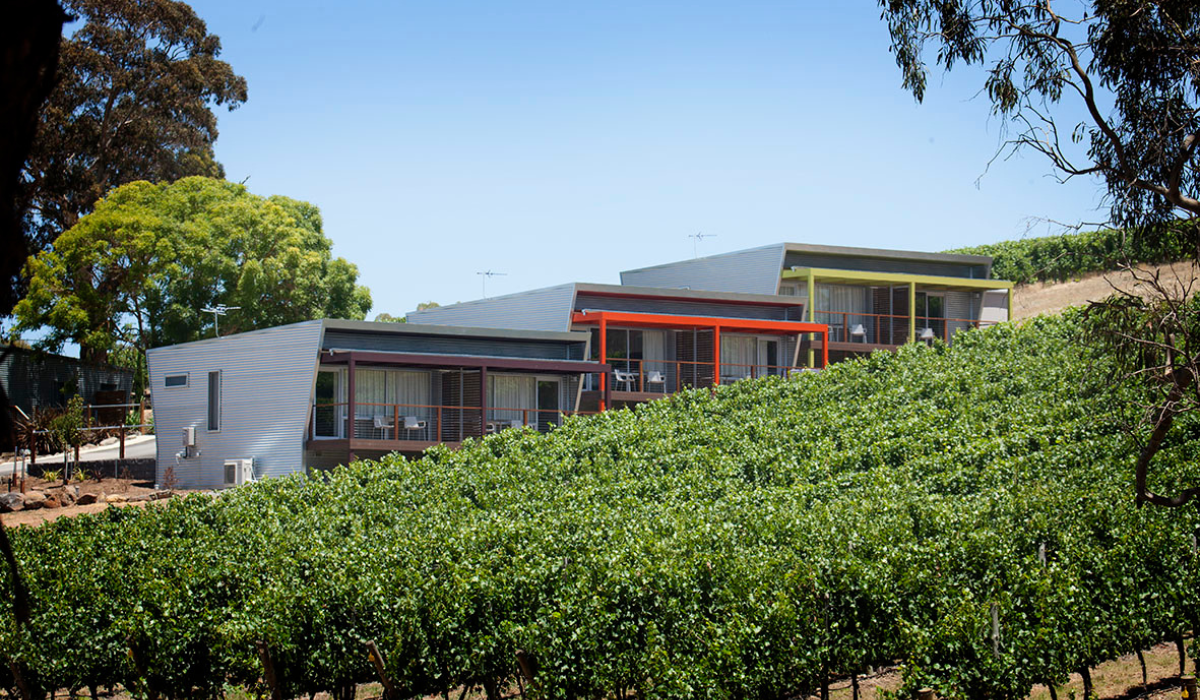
689,232 -> 717,258
476,270 -> 507,298
201,304 -> 240,337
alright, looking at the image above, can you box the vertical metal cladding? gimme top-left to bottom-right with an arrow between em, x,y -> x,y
618,244 -> 787,295
405,284 -> 577,332
146,320 -> 324,490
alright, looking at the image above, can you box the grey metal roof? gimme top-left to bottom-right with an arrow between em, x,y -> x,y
147,318 -> 589,354
622,242 -> 992,274
780,242 -> 993,265
321,318 -> 590,343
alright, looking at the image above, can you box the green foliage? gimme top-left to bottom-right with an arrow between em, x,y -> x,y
878,1 -> 1200,230
48,396 -> 84,456
15,177 -> 372,362
19,0 -> 247,253
4,315 -> 1200,699
949,225 -> 1198,284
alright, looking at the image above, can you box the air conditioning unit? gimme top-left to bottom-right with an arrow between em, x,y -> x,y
182,426 -> 196,447
223,459 -> 255,487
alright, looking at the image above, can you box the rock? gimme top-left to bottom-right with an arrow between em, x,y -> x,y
58,490 -> 76,506
0,493 -> 24,513
104,494 -> 127,503
99,436 -> 119,446
43,497 -> 60,509
22,491 -> 46,510
75,492 -> 99,506
150,490 -> 175,501
126,494 -> 150,503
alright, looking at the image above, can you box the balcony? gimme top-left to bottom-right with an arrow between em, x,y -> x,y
813,310 -> 995,352
309,401 -> 597,453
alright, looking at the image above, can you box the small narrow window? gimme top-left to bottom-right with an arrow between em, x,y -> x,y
165,374 -> 188,388
207,371 -> 220,431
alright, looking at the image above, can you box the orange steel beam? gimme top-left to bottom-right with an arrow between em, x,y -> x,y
572,310 -> 829,370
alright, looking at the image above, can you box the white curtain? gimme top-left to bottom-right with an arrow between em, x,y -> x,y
817,284 -> 870,340
642,330 -> 666,374
720,336 -> 757,381
488,374 -> 536,426
355,369 -> 388,417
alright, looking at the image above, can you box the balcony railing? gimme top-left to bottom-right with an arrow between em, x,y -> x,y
588,358 -> 803,395
814,311 -> 993,345
311,402 -> 595,443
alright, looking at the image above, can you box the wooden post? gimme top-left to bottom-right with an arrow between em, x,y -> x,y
480,365 -> 489,437
393,404 -> 399,441
119,426 -> 126,460
515,649 -> 537,694
28,430 -> 35,465
917,689 -> 935,700
365,640 -> 396,700
255,641 -> 283,700
347,355 -> 357,462
1181,675 -> 1197,700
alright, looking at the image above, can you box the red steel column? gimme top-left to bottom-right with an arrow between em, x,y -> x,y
598,317 -> 608,411
713,324 -> 721,386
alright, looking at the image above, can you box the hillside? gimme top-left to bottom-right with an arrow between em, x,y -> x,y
1012,260 -> 1200,320
5,314 -> 1200,700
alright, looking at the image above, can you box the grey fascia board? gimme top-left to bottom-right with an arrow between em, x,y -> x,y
321,318 -> 590,343
781,242 -> 994,265
146,319 -> 323,355
574,281 -> 804,306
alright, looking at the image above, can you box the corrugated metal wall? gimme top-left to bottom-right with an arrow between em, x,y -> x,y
1,347 -> 133,414
981,290 -> 1010,323
146,320 -> 324,490
321,330 -> 582,360
573,293 -> 797,321
406,284 -> 577,331
619,245 -> 786,295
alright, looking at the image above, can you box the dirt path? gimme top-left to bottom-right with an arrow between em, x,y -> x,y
1013,261 -> 1199,320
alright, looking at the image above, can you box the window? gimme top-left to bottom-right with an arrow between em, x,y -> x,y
165,374 -> 188,387
207,371 -> 220,431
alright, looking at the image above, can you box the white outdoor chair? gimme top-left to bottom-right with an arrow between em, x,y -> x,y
646,370 -> 666,384
612,368 -> 638,390
850,324 -> 867,342
403,415 -> 427,431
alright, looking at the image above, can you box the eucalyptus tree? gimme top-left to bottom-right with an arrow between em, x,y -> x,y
877,0 -> 1200,506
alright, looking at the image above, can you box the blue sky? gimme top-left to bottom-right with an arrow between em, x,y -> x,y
193,0 -> 1107,317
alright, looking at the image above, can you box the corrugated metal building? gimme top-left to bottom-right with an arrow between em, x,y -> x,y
146,319 -> 603,489
1,345 -> 133,415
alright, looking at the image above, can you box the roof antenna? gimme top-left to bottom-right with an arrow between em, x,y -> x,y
201,304 -> 240,337
689,232 -> 716,258
476,270 -> 507,298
